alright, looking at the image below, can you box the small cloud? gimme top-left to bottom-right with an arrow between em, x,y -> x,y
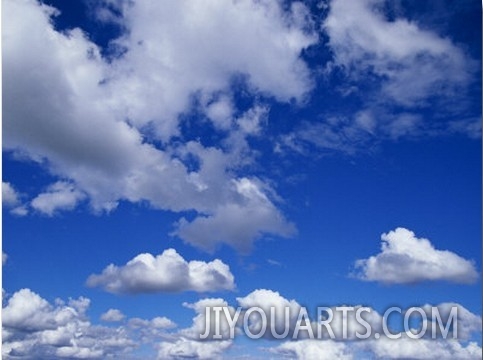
2,182 -> 28,216
353,227 -> 479,284
270,339 -> 352,360
86,248 -> 235,294
173,178 -> 296,253
2,252 -> 8,265
267,259 -> 282,267
100,308 -> 125,322
31,181 -> 85,216
2,182 -> 20,207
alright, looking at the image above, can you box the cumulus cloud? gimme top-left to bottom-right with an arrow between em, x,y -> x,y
353,227 -> 479,284
2,289 -> 136,359
31,181 -> 86,216
174,178 -> 296,253
236,289 -> 385,341
270,339 -> 354,360
270,337 -> 483,360
157,338 -> 232,360
3,0 -> 305,252
102,0 -> 317,138
158,298 -> 235,359
363,336 -> 482,360
237,289 -> 302,339
4,287 -> 480,359
86,248 -> 235,294
420,303 -> 483,341
128,316 -> 176,330
100,309 -> 125,322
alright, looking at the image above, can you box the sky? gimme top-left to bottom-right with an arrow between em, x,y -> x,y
1,0 -> 482,359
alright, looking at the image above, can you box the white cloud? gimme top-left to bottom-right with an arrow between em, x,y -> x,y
281,0 -> 479,153
353,227 -> 479,284
2,252 -> 8,265
180,298 -> 238,341
2,289 -> 135,359
325,0 -> 472,108
270,339 -> 354,360
3,0 -> 302,252
2,182 -> 28,216
236,105 -> 269,136
100,309 -> 125,322
236,289 -> 385,341
157,338 -> 232,360
6,288 -> 479,360
363,336 -> 482,360
204,95 -> 235,131
86,248 -> 235,294
3,182 -> 20,207
421,303 -> 483,341
271,334 -> 482,360
174,178 -> 296,253
237,289 -> 302,339
128,316 -> 176,330
102,0 -> 317,139
31,181 -> 86,216
157,297 -> 235,359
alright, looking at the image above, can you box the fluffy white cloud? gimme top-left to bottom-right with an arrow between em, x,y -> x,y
157,338 -> 232,360
157,298 -> 235,359
237,289 -> 302,339
31,181 -> 86,216
86,248 -> 235,294
363,336 -> 482,360
180,298 -> 238,341
3,0 -> 303,252
102,0 -> 317,139
270,337 -> 482,360
5,288 -> 480,360
270,339 -> 354,360
100,309 -> 125,322
420,303 -> 483,341
174,178 -> 296,253
353,227 -> 479,284
2,289 -> 136,359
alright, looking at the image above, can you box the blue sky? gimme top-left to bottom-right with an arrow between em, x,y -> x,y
2,0 -> 481,359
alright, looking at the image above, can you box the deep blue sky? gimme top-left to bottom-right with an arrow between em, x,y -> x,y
2,0 -> 481,359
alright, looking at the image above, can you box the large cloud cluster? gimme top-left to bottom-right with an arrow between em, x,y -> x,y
3,0 -> 314,251
3,288 -> 481,359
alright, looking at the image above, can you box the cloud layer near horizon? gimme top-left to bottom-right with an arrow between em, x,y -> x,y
3,287 -> 482,359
